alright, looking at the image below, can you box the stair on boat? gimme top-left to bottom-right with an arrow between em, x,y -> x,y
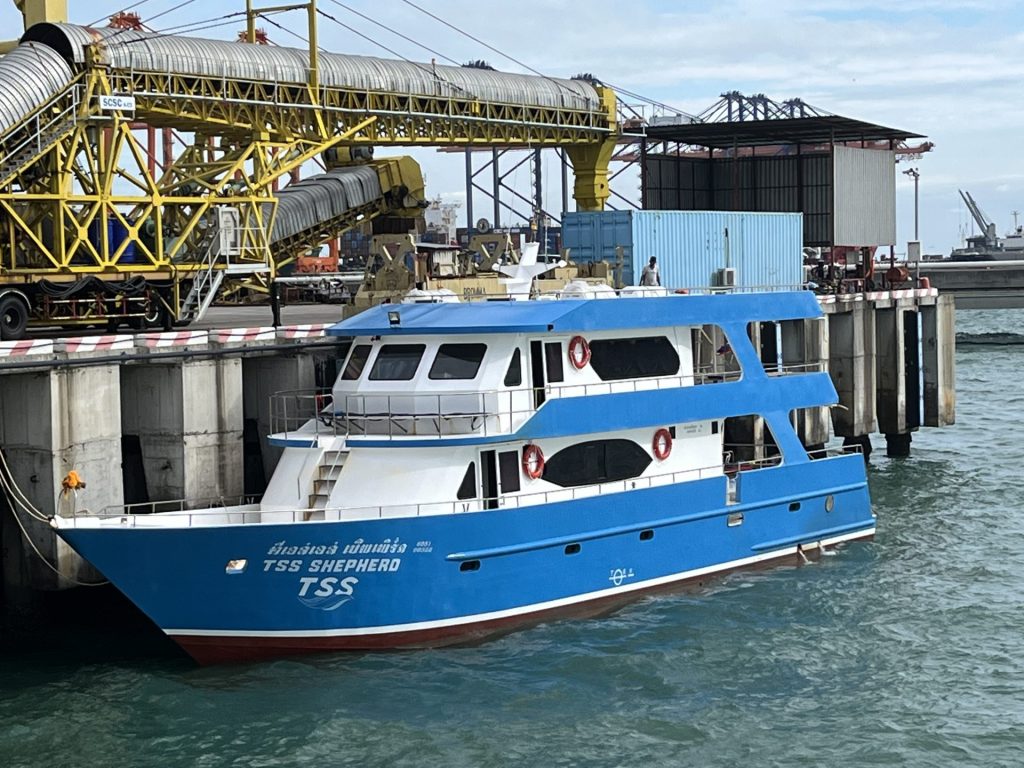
305,449 -> 347,520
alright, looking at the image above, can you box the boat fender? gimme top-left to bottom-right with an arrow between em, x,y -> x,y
652,428 -> 672,461
567,335 -> 591,370
522,444 -> 545,479
61,470 -> 86,493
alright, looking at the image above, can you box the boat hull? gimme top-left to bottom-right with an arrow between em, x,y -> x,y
55,456 -> 873,664
172,529 -> 872,665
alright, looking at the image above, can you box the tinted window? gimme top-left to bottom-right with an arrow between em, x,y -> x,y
589,337 -> 680,381
429,343 -> 486,380
456,462 -> 476,500
368,344 -> 426,381
498,450 -> 521,493
503,349 -> 522,386
542,440 -> 652,488
341,344 -> 372,380
545,342 -> 564,383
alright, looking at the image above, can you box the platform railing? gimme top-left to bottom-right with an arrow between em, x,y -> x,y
71,446 -> 861,527
268,362 -> 822,442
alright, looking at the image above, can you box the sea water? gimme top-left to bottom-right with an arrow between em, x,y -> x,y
1,309 -> 1022,767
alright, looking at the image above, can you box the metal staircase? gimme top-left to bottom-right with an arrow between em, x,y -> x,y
178,208 -> 273,323
0,84 -> 82,189
305,448 -> 348,519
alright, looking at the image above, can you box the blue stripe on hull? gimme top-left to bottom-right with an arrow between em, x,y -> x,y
57,455 -> 872,653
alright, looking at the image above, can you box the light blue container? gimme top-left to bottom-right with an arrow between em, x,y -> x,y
562,210 -> 804,289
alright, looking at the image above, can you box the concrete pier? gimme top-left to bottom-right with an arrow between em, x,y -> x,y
0,364 -> 122,592
821,288 -> 955,459
121,358 -> 244,504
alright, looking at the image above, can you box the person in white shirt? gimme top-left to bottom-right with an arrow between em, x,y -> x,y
640,256 -> 660,286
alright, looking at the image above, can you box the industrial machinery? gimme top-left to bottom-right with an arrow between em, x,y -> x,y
0,2 -> 619,339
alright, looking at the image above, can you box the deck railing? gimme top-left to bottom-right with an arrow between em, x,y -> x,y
72,446 -> 861,527
267,363 -> 822,442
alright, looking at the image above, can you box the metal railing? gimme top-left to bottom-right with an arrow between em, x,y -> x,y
111,494 -> 263,517
0,82 -> 84,187
66,446 -> 859,528
268,361 -> 823,442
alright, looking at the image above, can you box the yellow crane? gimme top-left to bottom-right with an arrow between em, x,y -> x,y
0,0 -> 65,52
0,1 -> 619,338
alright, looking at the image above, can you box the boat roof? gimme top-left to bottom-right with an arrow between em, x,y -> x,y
327,291 -> 821,337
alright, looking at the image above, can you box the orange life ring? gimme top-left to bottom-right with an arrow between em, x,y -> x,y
567,335 -> 591,369
652,428 -> 672,461
522,444 -> 545,479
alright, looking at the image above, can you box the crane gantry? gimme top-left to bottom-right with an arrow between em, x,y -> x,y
0,1 -> 619,338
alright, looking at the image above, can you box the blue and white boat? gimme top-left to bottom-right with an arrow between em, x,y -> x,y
52,288 -> 874,664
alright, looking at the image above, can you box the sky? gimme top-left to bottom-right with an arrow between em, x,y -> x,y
2,0 -> 1020,255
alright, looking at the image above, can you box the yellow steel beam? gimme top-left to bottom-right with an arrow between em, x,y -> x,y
15,0 -> 66,27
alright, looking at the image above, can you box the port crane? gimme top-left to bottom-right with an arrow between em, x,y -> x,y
0,1 -> 619,339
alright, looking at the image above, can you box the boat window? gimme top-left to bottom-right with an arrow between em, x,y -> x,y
588,337 -> 680,381
544,342 -> 564,383
498,450 -> 520,493
503,348 -> 522,387
542,439 -> 652,488
429,343 -> 487,380
341,344 -> 372,380
456,462 -> 476,500
368,344 -> 426,381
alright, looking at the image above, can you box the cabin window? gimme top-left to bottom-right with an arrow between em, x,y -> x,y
341,344 -> 372,380
456,462 -> 477,500
498,450 -> 521,493
544,342 -> 564,383
588,337 -> 680,381
542,439 -> 652,488
429,343 -> 487,380
368,344 -> 426,381
503,348 -> 522,386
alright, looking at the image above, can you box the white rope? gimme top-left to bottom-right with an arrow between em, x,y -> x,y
0,449 -> 109,587
0,448 -> 48,521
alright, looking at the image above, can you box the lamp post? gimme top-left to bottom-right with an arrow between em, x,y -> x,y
903,167 -> 920,241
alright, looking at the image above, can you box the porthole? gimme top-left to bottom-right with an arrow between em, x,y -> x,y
564,543 -> 581,555
789,502 -> 801,512
460,560 -> 481,572
639,529 -> 654,541
824,495 -> 835,513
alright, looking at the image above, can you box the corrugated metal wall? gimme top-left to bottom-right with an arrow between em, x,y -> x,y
832,146 -> 896,246
563,210 -> 804,289
643,152 -> 833,246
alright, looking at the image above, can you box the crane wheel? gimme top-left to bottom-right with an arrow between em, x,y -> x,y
0,295 -> 29,341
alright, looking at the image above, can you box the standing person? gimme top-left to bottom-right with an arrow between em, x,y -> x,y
640,256 -> 660,286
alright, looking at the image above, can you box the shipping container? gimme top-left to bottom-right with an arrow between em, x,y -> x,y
562,210 -> 804,289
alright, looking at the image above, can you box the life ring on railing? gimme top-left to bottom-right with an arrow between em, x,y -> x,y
567,335 -> 591,369
652,428 -> 673,461
314,392 -> 332,413
522,444 -> 545,479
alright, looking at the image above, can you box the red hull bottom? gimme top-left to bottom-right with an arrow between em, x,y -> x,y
173,534 -> 874,665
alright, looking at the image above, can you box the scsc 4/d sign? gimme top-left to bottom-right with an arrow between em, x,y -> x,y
99,95 -> 136,112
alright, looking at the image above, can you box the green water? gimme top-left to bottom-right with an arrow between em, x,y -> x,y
1,310 -> 1022,767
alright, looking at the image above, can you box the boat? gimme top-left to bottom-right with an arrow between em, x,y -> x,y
51,287 -> 875,664
949,189 -> 1024,261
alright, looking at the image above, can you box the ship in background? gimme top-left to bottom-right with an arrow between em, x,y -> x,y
949,190 -> 1024,260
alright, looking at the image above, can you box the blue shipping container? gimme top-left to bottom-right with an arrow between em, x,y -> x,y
561,210 -> 804,289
